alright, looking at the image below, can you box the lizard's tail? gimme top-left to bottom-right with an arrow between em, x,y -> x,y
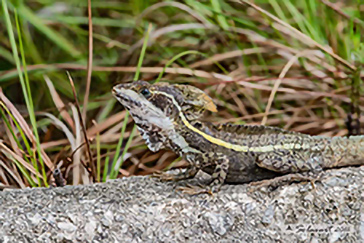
325,136 -> 364,168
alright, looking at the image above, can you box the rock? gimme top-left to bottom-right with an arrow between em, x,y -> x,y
0,167 -> 363,242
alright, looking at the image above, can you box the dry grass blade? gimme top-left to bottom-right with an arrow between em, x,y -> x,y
39,112 -> 76,149
229,26 -> 348,78
129,23 -> 215,53
0,142 -> 41,177
40,129 -> 137,150
66,72 -> 95,181
0,158 -> 25,188
3,121 -> 20,155
2,64 -> 233,81
235,0 -> 356,71
237,81 -> 350,101
0,91 -> 34,142
0,90 -> 53,169
320,0 -> 364,27
71,104 -> 82,185
82,0 -> 93,122
44,75 -> 74,131
0,159 -> 10,186
262,50 -> 316,125
87,111 -> 127,137
190,48 -> 269,68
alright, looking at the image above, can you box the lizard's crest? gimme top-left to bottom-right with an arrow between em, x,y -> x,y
172,83 -> 217,119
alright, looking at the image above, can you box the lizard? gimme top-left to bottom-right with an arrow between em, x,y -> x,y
112,80 -> 364,194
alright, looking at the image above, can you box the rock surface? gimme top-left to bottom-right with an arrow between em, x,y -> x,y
0,167 -> 363,242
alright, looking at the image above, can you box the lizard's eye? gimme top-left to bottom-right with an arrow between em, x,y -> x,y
140,88 -> 152,98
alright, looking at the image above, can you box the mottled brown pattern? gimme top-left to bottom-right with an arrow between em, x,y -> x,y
113,81 -> 364,193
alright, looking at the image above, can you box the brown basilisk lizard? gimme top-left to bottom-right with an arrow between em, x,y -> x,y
113,81 -> 364,193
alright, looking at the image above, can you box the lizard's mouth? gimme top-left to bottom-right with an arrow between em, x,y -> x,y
112,85 -> 142,109
113,92 -> 131,104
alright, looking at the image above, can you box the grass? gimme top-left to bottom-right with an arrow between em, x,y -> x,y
2,0 -> 48,186
0,0 -> 363,188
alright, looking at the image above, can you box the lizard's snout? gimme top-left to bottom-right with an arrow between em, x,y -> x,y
112,83 -> 135,102
112,84 -> 125,95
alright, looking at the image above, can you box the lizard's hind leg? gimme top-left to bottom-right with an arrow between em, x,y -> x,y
248,172 -> 317,191
255,150 -> 324,174
252,151 -> 326,191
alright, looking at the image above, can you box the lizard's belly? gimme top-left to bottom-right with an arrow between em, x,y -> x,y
201,153 -> 280,184
202,164 -> 279,184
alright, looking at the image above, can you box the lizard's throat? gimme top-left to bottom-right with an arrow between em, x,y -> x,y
129,110 -> 175,132
134,116 -> 192,154
134,116 -> 187,153
130,112 -> 177,152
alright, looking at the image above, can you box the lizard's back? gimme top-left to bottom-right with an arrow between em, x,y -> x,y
203,123 -> 364,174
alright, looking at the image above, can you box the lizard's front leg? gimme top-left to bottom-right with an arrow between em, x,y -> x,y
153,151 -> 201,182
208,156 -> 230,192
179,155 -> 230,195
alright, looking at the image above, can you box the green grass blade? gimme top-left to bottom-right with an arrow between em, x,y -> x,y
0,104 -> 36,187
0,101 -> 39,181
155,50 -> 228,83
14,9 -> 48,187
2,0 -> 48,186
16,4 -> 81,58
110,125 -> 137,179
109,112 -> 129,178
102,151 -> 110,182
210,0 -> 229,30
134,24 -> 152,81
96,129 -> 101,182
0,45 -> 14,63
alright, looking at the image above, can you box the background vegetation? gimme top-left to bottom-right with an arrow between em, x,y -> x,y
0,0 -> 363,188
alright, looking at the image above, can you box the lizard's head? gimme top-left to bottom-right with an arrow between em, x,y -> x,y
113,80 -> 217,123
112,80 -> 217,151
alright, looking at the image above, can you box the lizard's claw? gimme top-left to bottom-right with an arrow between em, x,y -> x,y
177,185 -> 213,196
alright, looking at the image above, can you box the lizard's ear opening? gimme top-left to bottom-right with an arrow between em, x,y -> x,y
173,84 -> 217,120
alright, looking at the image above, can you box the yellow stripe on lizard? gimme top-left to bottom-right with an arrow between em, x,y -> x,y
153,91 -> 304,153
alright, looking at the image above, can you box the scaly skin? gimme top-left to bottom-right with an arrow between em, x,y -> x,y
113,81 -> 364,193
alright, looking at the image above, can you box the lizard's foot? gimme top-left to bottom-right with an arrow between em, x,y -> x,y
248,173 -> 317,192
177,184 -> 213,196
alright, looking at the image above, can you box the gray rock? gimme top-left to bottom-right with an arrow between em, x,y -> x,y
0,167 -> 363,242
